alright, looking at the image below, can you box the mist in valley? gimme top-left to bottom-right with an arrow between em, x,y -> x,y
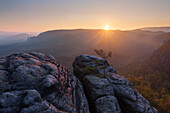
0,29 -> 169,71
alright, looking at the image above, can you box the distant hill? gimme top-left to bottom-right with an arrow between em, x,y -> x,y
0,33 -> 31,45
0,31 -> 20,36
0,29 -> 166,70
140,26 -> 170,32
120,40 -> 170,75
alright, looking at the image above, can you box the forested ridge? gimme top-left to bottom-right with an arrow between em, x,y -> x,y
120,40 -> 170,113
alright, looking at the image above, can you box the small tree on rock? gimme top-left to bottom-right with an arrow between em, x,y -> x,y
94,49 -> 112,77
94,49 -> 112,60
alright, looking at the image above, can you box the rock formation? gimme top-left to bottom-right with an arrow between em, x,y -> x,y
0,52 -> 158,113
148,40 -> 170,75
0,52 -> 89,113
73,55 -> 158,113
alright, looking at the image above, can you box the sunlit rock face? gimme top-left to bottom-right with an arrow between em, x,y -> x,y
0,52 -> 89,113
73,55 -> 158,113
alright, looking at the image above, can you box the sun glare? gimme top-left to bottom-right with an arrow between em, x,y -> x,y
104,26 -> 109,30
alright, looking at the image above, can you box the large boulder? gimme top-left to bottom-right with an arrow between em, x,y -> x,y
73,55 -> 158,113
0,52 -> 89,113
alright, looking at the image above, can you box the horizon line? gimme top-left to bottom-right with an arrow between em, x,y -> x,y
1,25 -> 170,33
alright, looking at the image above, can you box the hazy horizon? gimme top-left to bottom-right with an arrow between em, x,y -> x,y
0,0 -> 170,32
1,26 -> 170,34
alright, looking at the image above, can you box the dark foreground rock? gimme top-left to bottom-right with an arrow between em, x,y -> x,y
0,52 -> 158,113
0,52 -> 89,113
73,55 -> 158,113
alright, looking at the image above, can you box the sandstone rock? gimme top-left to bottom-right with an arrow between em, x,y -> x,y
82,75 -> 114,106
73,55 -> 116,80
0,52 -> 89,113
73,54 -> 158,113
0,52 -> 158,113
108,73 -> 157,113
94,96 -> 121,113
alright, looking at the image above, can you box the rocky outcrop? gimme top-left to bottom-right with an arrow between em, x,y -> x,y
0,52 -> 158,113
0,52 -> 89,113
73,55 -> 158,113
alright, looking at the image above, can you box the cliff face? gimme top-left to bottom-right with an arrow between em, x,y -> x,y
0,52 -> 157,113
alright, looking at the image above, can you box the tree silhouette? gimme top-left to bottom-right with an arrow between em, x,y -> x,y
94,49 -> 112,60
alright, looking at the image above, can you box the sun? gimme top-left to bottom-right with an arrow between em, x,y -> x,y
104,26 -> 109,30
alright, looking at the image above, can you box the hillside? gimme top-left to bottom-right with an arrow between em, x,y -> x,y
148,40 -> 170,75
0,29 -> 165,70
153,32 -> 170,43
120,40 -> 170,112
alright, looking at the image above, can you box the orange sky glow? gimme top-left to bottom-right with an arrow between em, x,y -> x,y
0,0 -> 170,32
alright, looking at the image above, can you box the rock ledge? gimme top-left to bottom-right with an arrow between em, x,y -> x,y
73,54 -> 158,113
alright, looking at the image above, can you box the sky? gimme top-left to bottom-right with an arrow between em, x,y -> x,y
0,0 -> 170,32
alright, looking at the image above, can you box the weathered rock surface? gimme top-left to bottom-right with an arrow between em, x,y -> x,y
0,52 -> 89,113
73,55 -> 158,113
0,53 -> 158,113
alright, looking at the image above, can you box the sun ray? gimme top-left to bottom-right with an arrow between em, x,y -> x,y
84,30 -> 104,44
